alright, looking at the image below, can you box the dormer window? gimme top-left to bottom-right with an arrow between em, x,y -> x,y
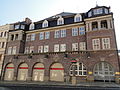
29,23 -> 34,30
104,8 -> 109,14
15,25 -> 19,29
74,14 -> 82,22
21,25 -> 25,29
93,8 -> 103,15
57,16 -> 64,25
42,20 -> 48,28
88,11 -> 92,17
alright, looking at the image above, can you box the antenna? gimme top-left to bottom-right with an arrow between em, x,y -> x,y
96,0 -> 98,7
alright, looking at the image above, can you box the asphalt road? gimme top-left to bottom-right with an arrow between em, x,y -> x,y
0,85 -> 120,90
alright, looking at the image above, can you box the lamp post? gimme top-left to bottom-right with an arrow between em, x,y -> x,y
70,59 -> 77,85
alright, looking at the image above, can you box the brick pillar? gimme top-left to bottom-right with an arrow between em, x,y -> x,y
44,75 -> 49,82
87,71 -> 94,82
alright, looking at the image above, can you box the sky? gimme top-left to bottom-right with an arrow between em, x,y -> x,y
0,0 -> 120,49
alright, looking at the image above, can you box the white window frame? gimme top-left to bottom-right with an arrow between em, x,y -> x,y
12,46 -> 17,54
25,47 -> 29,54
39,32 -> 44,40
57,16 -> 64,25
60,44 -> 66,52
79,27 -> 85,35
72,28 -> 78,36
38,46 -> 43,53
44,45 -> 49,53
8,47 -> 12,55
42,20 -> 48,28
61,29 -> 66,37
74,14 -> 82,22
45,31 -> 50,39
102,38 -> 110,49
54,44 -> 59,52
30,46 -> 34,53
54,30 -> 60,38
31,33 -> 35,41
79,42 -> 86,50
29,23 -> 35,30
92,38 -> 100,50
72,43 -> 78,51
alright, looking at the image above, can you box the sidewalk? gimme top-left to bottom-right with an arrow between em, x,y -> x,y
0,81 -> 120,88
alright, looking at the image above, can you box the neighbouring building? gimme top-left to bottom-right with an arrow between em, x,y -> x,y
1,6 -> 120,83
0,24 -> 13,76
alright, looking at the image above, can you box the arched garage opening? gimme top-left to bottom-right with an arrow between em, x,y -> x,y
17,63 -> 28,81
50,63 -> 64,82
32,63 -> 44,81
4,63 -> 14,81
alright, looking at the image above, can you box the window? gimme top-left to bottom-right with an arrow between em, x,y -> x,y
21,25 -> 25,29
38,46 -> 43,53
102,38 -> 110,49
31,33 -> 35,41
61,29 -> 66,37
54,44 -> 59,52
105,8 -> 109,14
92,22 -> 98,30
72,43 -> 78,51
4,32 -> 7,37
39,32 -> 44,40
42,20 -> 48,28
74,14 -> 82,22
92,38 -> 100,50
30,46 -> 34,53
101,20 -> 107,29
72,28 -> 78,36
60,44 -> 66,52
15,34 -> 19,40
94,8 -> 103,15
2,42 -> 5,48
11,34 -> 14,41
25,47 -> 29,54
45,31 -> 50,39
12,46 -> 17,54
57,16 -> 64,25
79,42 -> 86,50
54,30 -> 60,38
79,27 -> 85,35
88,11 -> 92,17
26,34 -> 31,41
8,47 -> 12,54
15,25 -> 19,29
44,45 -> 49,53
0,32 -> 3,37
70,63 -> 87,76
29,23 -> 35,30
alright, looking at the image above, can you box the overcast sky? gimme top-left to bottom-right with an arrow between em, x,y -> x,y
0,0 -> 120,49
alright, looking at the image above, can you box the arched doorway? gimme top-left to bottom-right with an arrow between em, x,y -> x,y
69,62 -> 87,76
32,63 -> 44,81
4,63 -> 14,81
17,63 -> 28,81
50,63 -> 64,82
93,62 -> 115,81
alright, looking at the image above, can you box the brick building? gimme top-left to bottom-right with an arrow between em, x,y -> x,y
1,6 -> 120,83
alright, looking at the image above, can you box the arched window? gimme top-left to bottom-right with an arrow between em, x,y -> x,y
29,22 -> 35,30
74,14 -> 82,22
94,62 -> 115,81
42,20 -> 48,28
57,16 -> 64,25
70,62 -> 87,76
4,63 -> 14,81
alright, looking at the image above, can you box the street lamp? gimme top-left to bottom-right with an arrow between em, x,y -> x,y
70,59 -> 77,85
